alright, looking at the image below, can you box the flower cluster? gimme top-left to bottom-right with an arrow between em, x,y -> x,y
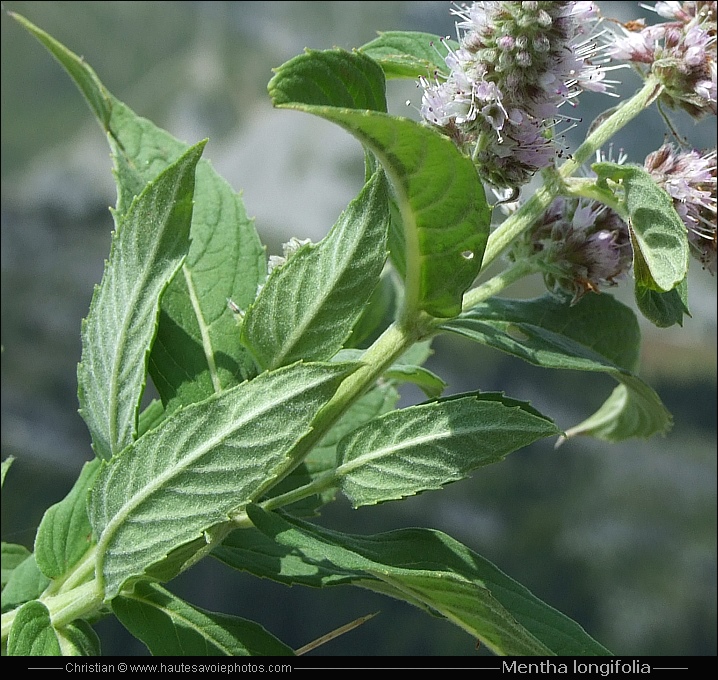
508,194 -> 632,303
610,1 -> 717,119
644,143 -> 717,273
420,1 -> 614,189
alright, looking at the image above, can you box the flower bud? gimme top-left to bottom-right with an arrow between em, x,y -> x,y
509,196 -> 632,303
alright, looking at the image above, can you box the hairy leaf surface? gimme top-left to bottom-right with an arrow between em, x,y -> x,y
57,620 -> 102,656
1,555 -> 50,613
1,543 -> 31,589
241,170 -> 390,370
268,48 -> 387,112
89,362 -> 354,599
360,31 -> 458,79
634,277 -> 690,328
77,143 -> 205,460
336,393 -> 558,507
35,459 -> 101,579
264,381 -> 400,516
593,162 -> 689,292
6,600 -> 61,656
593,162 -> 690,328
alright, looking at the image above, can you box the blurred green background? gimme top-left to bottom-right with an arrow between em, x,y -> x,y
1,1 -> 715,657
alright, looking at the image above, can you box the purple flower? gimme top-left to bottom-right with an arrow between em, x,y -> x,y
420,1 -> 616,190
509,195 -> 632,303
655,1 -> 701,21
645,143 -> 717,274
610,1 -> 717,119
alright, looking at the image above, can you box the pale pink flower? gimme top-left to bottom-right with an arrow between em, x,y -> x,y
645,144 -> 717,274
420,1 -> 617,189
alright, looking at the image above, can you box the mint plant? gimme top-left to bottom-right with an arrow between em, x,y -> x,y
2,1 -> 716,657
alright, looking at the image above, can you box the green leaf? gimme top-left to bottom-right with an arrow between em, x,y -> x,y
110,97 -> 267,410
77,142 -> 206,461
2,543 -> 31,589
634,276 -> 690,328
345,270 -> 397,348
137,399 -> 166,437
335,393 -> 558,507
387,195 -> 408,279
592,162 -> 689,295
214,527 -> 359,588
56,620 -> 101,656
359,31 -> 458,79
35,459 -> 101,579
88,362 -> 355,599
269,50 -> 491,319
1,555 -> 50,613
241,170 -> 390,370
441,294 -> 672,441
319,383 -> 401,453
448,294 -> 640,371
6,600 -> 61,656
231,506 -> 611,656
12,11 -> 267,413
9,12 -> 112,128
307,110 -> 491,319
561,382 -> 669,442
264,381 -> 400,516
147,165 -> 265,410
1,456 -> 15,489
383,363 -> 447,399
266,46 -> 391,290
268,48 -> 387,112
113,582 -> 293,656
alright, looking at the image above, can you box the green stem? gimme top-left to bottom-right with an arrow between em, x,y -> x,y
231,317 -> 429,527
253,468 -> 339,521
461,258 -> 542,312
238,262 -> 538,520
562,177 -> 628,221
1,579 -> 103,643
480,77 -> 663,271
46,580 -> 103,630
243,82 -> 666,523
559,77 -> 663,179
238,255 -> 547,523
480,183 -> 558,271
2,541 -> 103,643
42,546 -> 97,598
320,317 -> 429,421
